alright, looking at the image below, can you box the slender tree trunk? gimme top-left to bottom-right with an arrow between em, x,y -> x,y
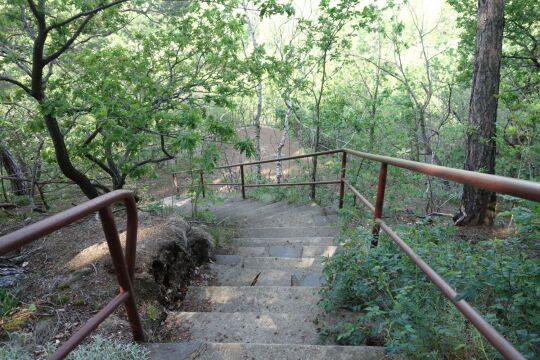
310,52 -> 328,200
43,114 -> 100,199
454,0 -> 504,226
29,141 -> 44,209
243,1 -> 262,182
0,158 -> 9,202
310,125 -> 320,199
255,80 -> 263,182
276,96 -> 292,184
0,142 -> 30,196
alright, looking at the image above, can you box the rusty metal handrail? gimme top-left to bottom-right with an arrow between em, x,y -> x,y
342,148 -> 540,202
0,190 -> 145,359
171,148 -> 538,360
171,149 -> 344,197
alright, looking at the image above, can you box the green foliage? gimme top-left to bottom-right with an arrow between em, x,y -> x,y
64,336 -> 149,360
0,344 -> 33,360
320,224 -> 540,359
145,305 -> 160,321
500,200 -> 540,242
0,288 -> 19,316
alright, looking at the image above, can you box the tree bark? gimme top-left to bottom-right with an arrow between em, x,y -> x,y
276,96 -> 292,184
243,1 -> 263,182
454,0 -> 504,226
310,51 -> 328,200
0,142 -> 30,196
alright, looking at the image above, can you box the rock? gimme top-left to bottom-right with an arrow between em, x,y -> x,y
99,214 -> 215,303
138,211 -> 152,223
99,314 -> 129,333
135,216 -> 215,303
187,226 -> 215,264
134,272 -> 161,301
0,258 -> 24,287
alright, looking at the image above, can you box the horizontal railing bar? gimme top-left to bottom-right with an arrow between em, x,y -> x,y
343,148 -> 540,203
215,149 -> 342,169
244,180 -> 341,188
204,183 -> 242,186
377,220 -> 525,360
172,149 -> 343,175
48,292 -> 130,360
0,190 -> 135,256
343,180 -> 375,212
202,181 -> 342,188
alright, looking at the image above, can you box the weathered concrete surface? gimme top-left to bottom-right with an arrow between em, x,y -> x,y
146,342 -> 391,360
209,265 -> 325,287
232,236 -> 336,247
227,245 -> 337,258
154,197 -> 390,359
164,311 -> 321,344
237,226 -> 339,238
268,245 -> 303,258
183,286 -> 320,313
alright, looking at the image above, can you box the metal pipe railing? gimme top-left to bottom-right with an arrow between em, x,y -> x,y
170,148 -> 538,360
0,190 -> 145,359
342,148 -> 540,202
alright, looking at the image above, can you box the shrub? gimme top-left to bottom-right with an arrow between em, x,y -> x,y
0,288 -> 19,316
0,336 -> 149,360
65,336 -> 149,360
320,224 -> 540,359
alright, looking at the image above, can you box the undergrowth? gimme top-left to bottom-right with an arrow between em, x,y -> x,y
319,217 -> 540,359
0,336 -> 149,360
0,289 -> 19,317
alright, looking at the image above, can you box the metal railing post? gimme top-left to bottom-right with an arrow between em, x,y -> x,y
339,151 -> 347,209
97,206 -> 145,342
372,162 -> 388,246
240,165 -> 246,199
199,171 -> 205,198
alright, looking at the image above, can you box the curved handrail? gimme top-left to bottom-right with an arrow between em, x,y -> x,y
0,190 -> 145,360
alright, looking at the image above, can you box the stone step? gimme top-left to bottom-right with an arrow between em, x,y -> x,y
145,342 -> 389,360
212,256 -> 324,271
216,200 -> 282,220
237,226 -> 338,238
209,265 -> 326,287
217,200 -> 291,220
232,237 -> 336,247
238,212 -> 334,227
163,311 -> 321,345
183,286 -> 320,313
216,245 -> 338,258
163,196 -> 240,216
212,199 -> 269,218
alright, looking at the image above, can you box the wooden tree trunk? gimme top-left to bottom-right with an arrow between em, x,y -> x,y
0,142 -> 29,196
255,80 -> 263,182
455,0 -> 504,226
276,96 -> 292,184
243,0 -> 263,182
310,125 -> 320,200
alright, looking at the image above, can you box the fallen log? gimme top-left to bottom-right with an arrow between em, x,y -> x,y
0,202 -> 16,209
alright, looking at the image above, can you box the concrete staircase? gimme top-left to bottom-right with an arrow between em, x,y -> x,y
146,196 -> 388,359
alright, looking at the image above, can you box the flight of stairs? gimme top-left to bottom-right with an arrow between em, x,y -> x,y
146,196 -> 388,359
